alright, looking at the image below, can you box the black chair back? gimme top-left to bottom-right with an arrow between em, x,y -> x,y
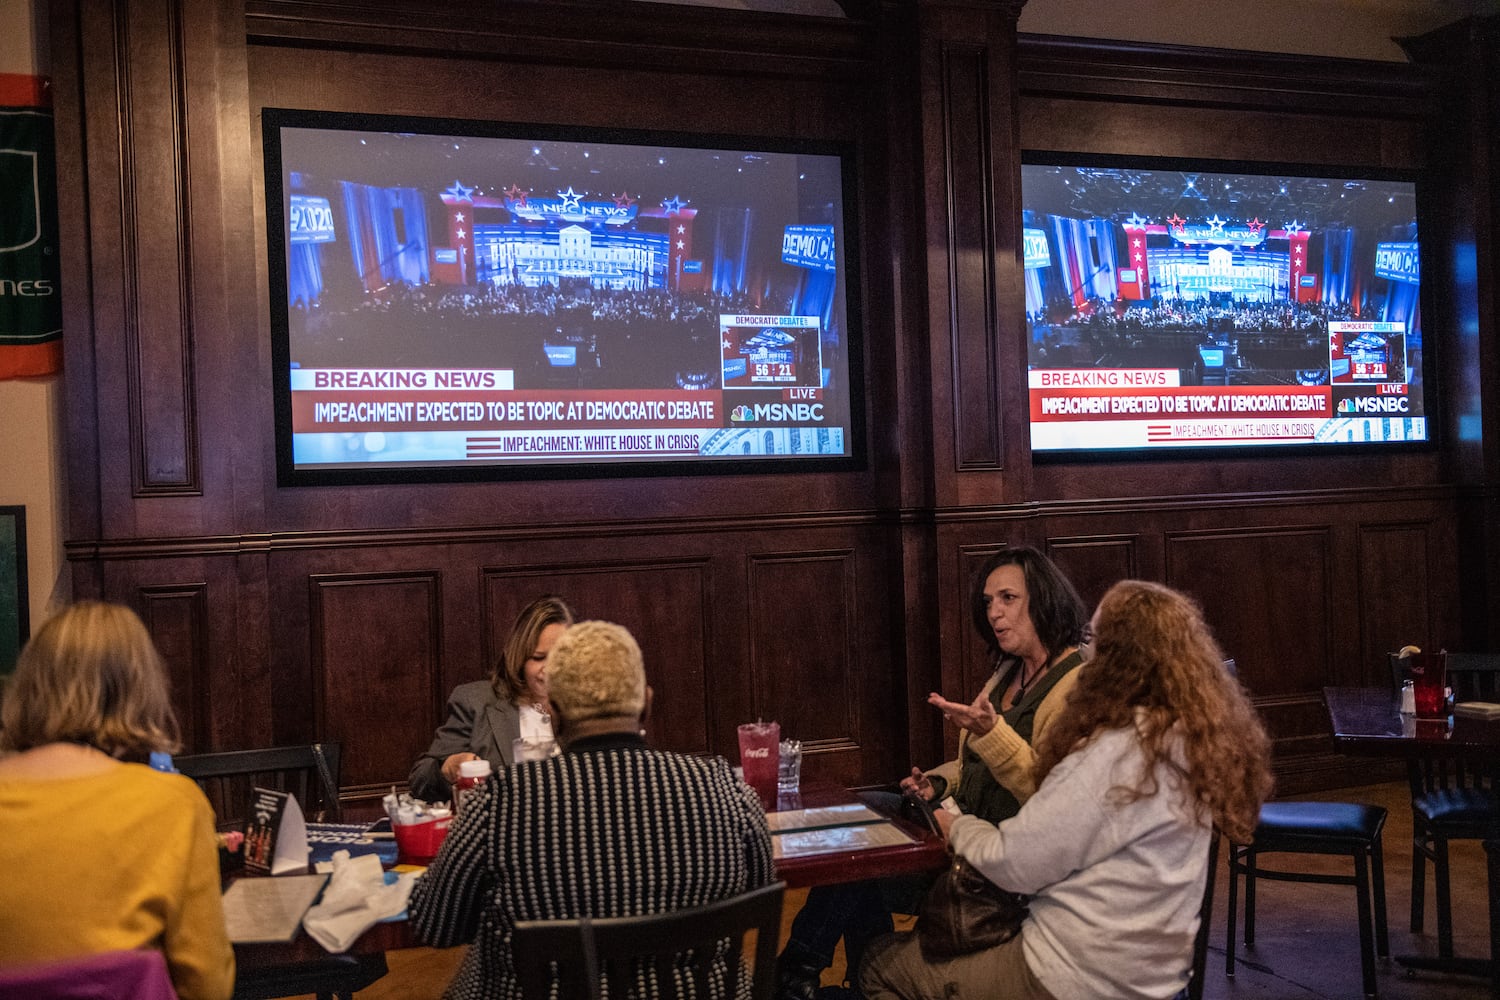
1185,830 -> 1221,1000
1444,652 -> 1500,703
511,881 -> 785,1000
175,743 -> 342,824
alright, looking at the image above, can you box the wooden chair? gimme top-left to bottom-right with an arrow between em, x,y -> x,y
511,881 -> 785,1000
177,743 -> 385,1000
1226,801 -> 1389,1000
1390,651 -> 1500,957
175,742 -> 343,825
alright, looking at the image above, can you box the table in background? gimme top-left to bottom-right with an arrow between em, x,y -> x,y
1323,686 -> 1500,995
770,782 -> 948,889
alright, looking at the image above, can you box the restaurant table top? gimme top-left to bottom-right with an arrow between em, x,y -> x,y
1323,685 -> 1500,758
233,780 -> 947,966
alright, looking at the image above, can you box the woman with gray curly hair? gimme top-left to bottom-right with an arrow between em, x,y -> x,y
411,620 -> 775,1000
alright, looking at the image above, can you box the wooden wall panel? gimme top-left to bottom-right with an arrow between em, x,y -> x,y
1021,97 -> 1420,168
310,572 -> 442,797
1357,522 -> 1433,672
746,551 -> 857,758
1045,534 -> 1139,612
1165,527 -> 1333,702
116,0 -> 199,494
139,584 -> 209,752
937,42 -> 1001,473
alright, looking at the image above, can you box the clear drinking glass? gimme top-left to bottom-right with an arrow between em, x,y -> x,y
778,739 -> 803,794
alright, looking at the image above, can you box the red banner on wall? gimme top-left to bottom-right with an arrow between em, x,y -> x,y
0,72 -> 61,379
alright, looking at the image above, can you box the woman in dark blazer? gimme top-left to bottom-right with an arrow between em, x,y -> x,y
407,595 -> 574,802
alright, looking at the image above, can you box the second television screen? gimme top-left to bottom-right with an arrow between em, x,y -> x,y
1022,157 -> 1425,453
267,110 -> 858,479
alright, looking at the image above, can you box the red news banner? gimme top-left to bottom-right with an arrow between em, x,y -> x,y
1029,384 -> 1332,423
293,387 -> 723,433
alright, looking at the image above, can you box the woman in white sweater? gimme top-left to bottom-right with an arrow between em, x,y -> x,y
860,580 -> 1274,1000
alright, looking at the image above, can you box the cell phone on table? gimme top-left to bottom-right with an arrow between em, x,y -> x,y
901,790 -> 945,838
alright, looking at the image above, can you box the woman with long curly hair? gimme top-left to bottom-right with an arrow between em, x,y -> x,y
860,580 -> 1273,1000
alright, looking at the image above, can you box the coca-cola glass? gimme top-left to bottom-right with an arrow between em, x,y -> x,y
737,721 -> 780,809
1408,652 -> 1448,719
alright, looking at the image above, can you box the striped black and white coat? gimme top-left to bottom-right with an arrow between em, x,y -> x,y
409,732 -> 775,1000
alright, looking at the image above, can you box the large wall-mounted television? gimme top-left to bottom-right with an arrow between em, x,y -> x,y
1020,153 -> 1428,455
263,109 -> 863,484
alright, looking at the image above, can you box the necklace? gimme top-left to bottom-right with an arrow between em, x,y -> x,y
1014,659 -> 1046,700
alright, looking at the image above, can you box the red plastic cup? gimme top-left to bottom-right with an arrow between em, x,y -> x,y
737,721 -> 780,810
392,815 -> 451,865
1408,652 -> 1447,719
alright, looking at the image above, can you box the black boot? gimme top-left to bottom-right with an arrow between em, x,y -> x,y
775,943 -> 826,1000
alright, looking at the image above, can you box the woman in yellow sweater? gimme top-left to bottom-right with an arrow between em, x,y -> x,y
0,601 -> 234,1000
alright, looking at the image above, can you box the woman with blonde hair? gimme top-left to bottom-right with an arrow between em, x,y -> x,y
0,600 -> 234,1000
409,594 -> 575,801
861,580 -> 1274,1000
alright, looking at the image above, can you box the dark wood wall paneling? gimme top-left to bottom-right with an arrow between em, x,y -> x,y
1399,20 -> 1500,652
50,0 -> 1495,801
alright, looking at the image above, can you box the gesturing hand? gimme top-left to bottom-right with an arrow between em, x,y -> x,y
899,766 -> 935,801
928,689 -> 998,737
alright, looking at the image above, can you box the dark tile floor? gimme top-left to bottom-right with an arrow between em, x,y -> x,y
330,779 -> 1494,1000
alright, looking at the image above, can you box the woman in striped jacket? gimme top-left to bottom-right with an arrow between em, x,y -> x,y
411,619 -> 775,1000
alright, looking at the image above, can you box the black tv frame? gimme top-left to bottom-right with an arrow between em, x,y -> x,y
262,107 -> 867,487
1018,149 -> 1436,462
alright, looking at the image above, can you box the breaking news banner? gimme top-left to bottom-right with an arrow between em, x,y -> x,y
1029,384 -> 1332,422
287,367 -> 848,465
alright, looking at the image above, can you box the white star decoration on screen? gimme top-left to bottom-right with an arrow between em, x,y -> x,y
443,181 -> 474,200
1205,215 -> 1226,236
558,187 -> 583,213
454,211 -> 465,223
1125,213 -> 1148,227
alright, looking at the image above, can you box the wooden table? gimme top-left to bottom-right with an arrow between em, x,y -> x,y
1323,686 -> 1500,995
769,783 -> 948,889
233,783 -> 947,973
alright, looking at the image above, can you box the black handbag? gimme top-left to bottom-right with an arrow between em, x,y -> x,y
916,853 -> 1029,961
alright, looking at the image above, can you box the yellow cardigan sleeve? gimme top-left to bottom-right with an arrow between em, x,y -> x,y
965,668 -> 1079,805
163,791 -> 236,1000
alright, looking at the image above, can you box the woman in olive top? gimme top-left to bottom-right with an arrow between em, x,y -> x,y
0,601 -> 234,1000
776,545 -> 1089,1000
